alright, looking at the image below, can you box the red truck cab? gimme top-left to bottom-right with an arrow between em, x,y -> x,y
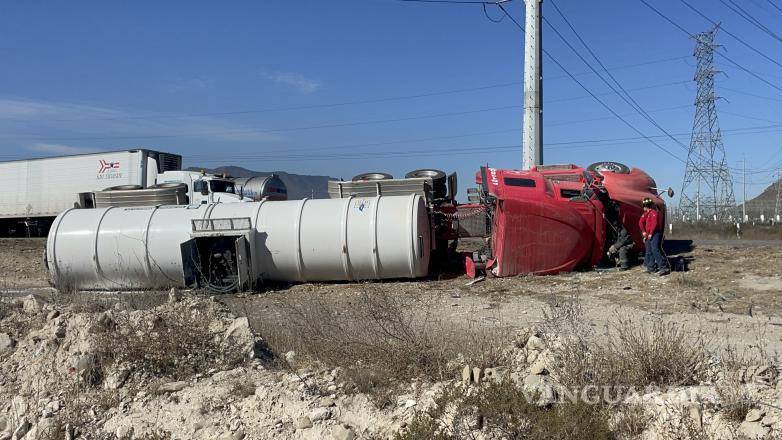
472,163 -> 664,276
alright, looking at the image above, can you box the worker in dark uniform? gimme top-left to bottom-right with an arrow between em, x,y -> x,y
639,198 -> 670,276
607,224 -> 634,270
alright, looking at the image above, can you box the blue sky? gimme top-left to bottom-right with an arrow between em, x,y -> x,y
1,0 -> 781,202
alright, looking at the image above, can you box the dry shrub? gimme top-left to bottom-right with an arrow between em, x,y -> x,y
613,404 -> 652,439
397,381 -> 613,440
53,291 -> 169,314
670,274 -> 705,289
93,306 -> 245,382
545,296 -> 708,390
250,289 -> 507,398
716,375 -> 756,423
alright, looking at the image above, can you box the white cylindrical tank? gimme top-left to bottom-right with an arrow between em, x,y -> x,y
46,194 -> 430,290
235,175 -> 288,201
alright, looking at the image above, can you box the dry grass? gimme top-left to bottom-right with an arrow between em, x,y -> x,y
669,273 -> 705,289
716,375 -> 756,423
397,380 -> 614,440
612,404 -> 652,440
92,306 -> 246,382
247,288 -> 508,402
543,295 -> 709,391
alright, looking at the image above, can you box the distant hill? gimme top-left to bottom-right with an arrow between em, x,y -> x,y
744,178 -> 780,218
186,166 -> 337,200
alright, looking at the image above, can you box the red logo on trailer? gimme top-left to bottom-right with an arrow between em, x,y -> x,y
99,160 -> 120,173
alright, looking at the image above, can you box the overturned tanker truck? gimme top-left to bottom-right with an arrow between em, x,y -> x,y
44,161 -> 670,291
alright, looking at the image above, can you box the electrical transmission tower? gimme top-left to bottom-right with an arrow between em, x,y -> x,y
679,25 -> 737,222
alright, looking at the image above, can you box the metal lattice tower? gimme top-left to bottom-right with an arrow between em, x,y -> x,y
679,26 -> 737,222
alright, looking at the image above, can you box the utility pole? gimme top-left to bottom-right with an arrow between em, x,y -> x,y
775,169 -> 782,222
742,155 -> 746,222
522,0 -> 543,170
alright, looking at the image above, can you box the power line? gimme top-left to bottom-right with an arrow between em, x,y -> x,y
638,0 -> 782,93
547,0 -> 695,160
497,2 -> 686,163
0,56 -> 689,125
719,0 -> 782,43
0,80 -> 691,142
678,0 -> 782,69
767,0 -> 782,14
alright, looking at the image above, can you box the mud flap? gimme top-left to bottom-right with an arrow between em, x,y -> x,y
180,239 -> 199,287
234,236 -> 252,291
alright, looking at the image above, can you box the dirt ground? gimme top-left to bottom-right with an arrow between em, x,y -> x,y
3,237 -> 782,439
6,237 -> 782,356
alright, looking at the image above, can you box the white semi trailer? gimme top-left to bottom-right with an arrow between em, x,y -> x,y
0,149 -> 245,236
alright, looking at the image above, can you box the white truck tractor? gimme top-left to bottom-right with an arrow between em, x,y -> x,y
0,149 -> 246,236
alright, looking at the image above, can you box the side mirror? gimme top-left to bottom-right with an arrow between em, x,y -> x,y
667,187 -> 675,198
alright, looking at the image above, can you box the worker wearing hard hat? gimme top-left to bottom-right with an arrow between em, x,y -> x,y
639,198 -> 670,276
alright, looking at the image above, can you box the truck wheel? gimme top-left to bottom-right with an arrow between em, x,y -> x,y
405,169 -> 447,199
587,161 -> 630,175
352,172 -> 394,182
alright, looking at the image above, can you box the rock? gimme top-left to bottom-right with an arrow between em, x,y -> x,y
295,416 -> 313,430
168,287 -> 181,303
0,333 -> 15,351
318,397 -> 335,407
483,367 -> 505,383
331,424 -> 356,440
514,327 -> 537,348
738,421 -> 769,439
46,400 -> 61,413
461,365 -> 472,385
232,430 -> 246,440
46,310 -> 60,320
285,351 -> 296,364
0,415 -> 6,432
12,418 -> 31,440
309,408 -> 332,422
523,375 -> 556,406
104,368 -> 130,390
686,403 -> 703,430
529,358 -> 548,375
745,408 -> 764,422
472,367 -> 482,385
158,381 -> 189,393
115,426 -> 133,439
526,335 -> 545,351
761,414 -> 778,427
21,294 -> 44,314
751,365 -> 777,384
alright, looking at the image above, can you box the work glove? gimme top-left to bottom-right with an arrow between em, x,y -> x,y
607,245 -> 617,255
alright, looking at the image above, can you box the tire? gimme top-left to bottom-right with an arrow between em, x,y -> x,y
587,161 -> 630,175
352,172 -> 394,182
405,169 -> 447,199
